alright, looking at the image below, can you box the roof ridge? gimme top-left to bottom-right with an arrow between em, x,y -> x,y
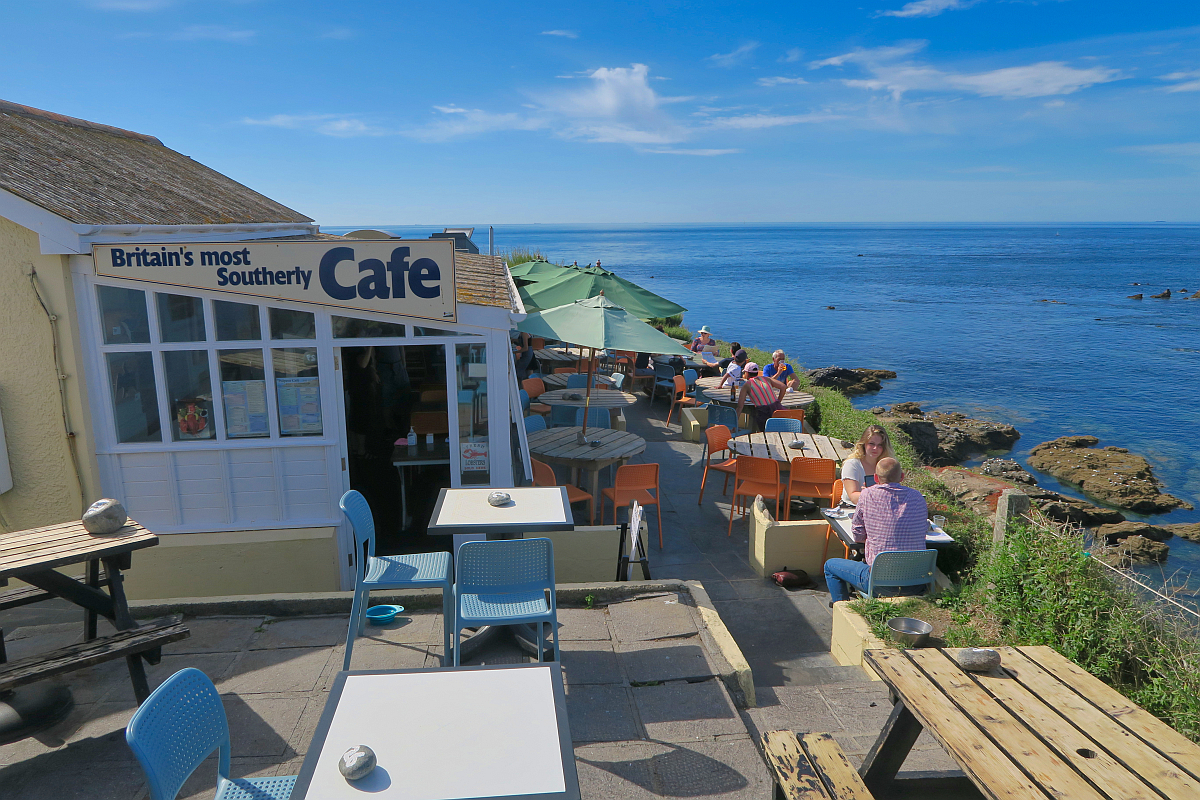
0,98 -> 162,145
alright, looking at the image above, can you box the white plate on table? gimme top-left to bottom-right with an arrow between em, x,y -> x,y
822,508 -> 850,520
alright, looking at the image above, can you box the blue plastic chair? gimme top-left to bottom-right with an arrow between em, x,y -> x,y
866,550 -> 939,599
549,405 -> 577,428
565,374 -> 589,389
453,538 -> 558,666
127,667 -> 297,800
764,417 -> 804,433
575,406 -> 611,429
340,490 -> 453,668
610,372 -> 626,391
651,364 -> 676,406
524,414 -> 547,433
519,389 -> 531,412
682,368 -> 698,397
706,404 -> 746,436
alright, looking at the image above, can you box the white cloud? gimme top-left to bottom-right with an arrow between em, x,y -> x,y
86,0 -> 174,9
405,107 -> 546,142
1043,99 -> 1066,108
643,148 -> 743,156
1159,70 -> 1200,92
706,42 -> 759,68
173,25 -> 255,43
812,43 -> 1120,100
705,112 -> 844,129
541,63 -> 687,144
877,0 -> 979,18
780,48 -> 803,63
242,114 -> 387,137
541,30 -> 578,38
757,76 -> 808,86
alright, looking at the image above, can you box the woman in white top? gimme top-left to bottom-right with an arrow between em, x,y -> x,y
840,424 -> 896,505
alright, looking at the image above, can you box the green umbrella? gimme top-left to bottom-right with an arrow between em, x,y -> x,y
508,259 -> 567,278
519,267 -> 686,319
517,296 -> 693,435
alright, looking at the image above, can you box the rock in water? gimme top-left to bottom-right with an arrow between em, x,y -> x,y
1151,289 -> 1171,298
877,403 -> 1019,466
1114,535 -> 1169,565
955,648 -> 1002,672
339,745 -> 377,780
1095,520 -> 1172,544
805,366 -> 896,395
82,499 -> 128,534
980,458 -> 1037,485
1163,523 -> 1200,542
1127,294 -> 1142,299
1027,436 -> 1192,513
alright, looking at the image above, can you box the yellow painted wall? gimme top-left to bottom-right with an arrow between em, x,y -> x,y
122,527 -> 341,599
0,215 -> 96,530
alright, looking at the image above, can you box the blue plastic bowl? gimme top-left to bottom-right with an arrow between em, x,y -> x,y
365,605 -> 403,625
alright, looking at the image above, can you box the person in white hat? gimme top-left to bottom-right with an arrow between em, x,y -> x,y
690,326 -> 715,354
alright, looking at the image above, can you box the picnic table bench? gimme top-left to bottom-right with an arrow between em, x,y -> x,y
0,518 -> 188,712
762,730 -> 874,799
861,645 -> 1200,799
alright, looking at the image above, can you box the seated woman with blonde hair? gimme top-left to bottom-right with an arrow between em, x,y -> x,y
840,424 -> 896,505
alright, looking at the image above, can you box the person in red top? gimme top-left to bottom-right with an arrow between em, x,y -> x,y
735,363 -> 787,431
823,457 -> 929,605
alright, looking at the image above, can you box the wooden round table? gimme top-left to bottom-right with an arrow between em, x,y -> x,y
527,427 -> 646,523
729,432 -> 855,464
540,373 -> 614,391
538,389 -> 640,408
695,375 -> 814,409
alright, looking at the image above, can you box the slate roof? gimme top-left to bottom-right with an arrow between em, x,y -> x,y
0,99 -> 312,226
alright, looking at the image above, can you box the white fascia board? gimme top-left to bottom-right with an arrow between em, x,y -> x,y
457,303 -> 517,330
0,188 -> 85,253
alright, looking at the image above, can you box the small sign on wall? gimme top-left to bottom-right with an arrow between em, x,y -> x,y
460,441 -> 489,472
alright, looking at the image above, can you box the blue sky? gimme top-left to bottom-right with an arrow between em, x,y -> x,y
3,1 -> 1198,223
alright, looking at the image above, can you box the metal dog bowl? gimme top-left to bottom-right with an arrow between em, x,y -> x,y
887,617 -> 933,647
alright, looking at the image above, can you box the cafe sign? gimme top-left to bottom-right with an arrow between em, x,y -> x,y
92,239 -> 457,322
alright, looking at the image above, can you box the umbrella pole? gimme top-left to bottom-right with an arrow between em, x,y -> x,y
581,347 -> 595,439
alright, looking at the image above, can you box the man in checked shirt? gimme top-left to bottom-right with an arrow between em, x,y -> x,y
823,457 -> 929,605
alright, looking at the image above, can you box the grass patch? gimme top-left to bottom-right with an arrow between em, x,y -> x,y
502,246 -> 555,267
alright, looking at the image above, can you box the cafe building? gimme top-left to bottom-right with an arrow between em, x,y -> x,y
0,99 -> 525,599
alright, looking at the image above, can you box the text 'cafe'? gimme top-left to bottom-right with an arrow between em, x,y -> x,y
78,237 -> 522,597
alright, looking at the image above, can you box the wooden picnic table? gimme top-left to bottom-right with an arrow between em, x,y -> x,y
534,347 -> 584,366
860,645 -> 1200,799
527,427 -> 646,524
541,372 -> 614,391
694,375 -> 814,409
729,431 -> 855,463
538,389 -> 640,408
0,518 -> 187,707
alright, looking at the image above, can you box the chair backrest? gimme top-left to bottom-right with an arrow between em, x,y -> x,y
340,490 -> 376,560
832,479 -> 845,505
519,389 -> 531,411
735,455 -> 778,485
654,364 -> 675,382
706,404 -> 739,431
575,406 -> 611,429
522,377 -> 546,400
524,414 -> 547,434
549,405 -> 577,428
704,424 -> 732,458
614,462 -> 659,491
530,337 -> 546,350
530,458 -> 555,487
610,373 -> 626,391
682,368 -> 698,390
565,374 -> 589,389
772,409 -> 805,423
672,374 -> 687,396
764,417 -> 804,433
868,550 -> 938,598
457,538 -> 555,596
126,667 -> 230,800
553,367 -> 576,374
788,456 -> 837,484
412,411 -> 449,434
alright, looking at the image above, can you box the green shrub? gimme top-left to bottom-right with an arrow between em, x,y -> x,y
663,325 -> 692,341
502,247 -> 553,267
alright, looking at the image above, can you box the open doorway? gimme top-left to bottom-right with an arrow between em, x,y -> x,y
340,342 -> 450,555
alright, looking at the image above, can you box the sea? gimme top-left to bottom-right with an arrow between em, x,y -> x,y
327,223 -> 1200,602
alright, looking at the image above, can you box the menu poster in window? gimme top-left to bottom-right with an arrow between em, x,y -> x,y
173,397 -> 214,440
460,441 -> 489,471
222,380 -> 269,438
277,376 -> 323,435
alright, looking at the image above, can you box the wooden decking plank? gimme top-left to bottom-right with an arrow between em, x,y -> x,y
800,733 -> 874,800
863,649 -> 1054,800
0,524 -> 154,557
907,649 -> 1105,799
1,538 -> 158,579
1019,646 -> 1200,776
998,647 -> 1200,797
965,652 -> 1163,800
762,731 -> 830,799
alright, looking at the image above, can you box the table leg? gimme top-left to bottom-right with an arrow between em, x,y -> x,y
101,557 -> 153,704
859,700 -> 924,795
85,560 -> 100,641
589,467 -> 601,525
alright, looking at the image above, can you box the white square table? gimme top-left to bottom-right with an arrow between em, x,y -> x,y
290,663 -> 580,800
824,510 -> 955,557
427,487 -> 573,539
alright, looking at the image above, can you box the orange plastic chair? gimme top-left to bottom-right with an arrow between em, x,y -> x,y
665,374 -> 701,426
521,378 -> 552,417
822,478 -> 851,561
601,463 -> 663,548
728,456 -> 784,537
612,350 -> 635,373
782,457 -> 838,520
532,459 -> 595,524
530,337 -> 546,350
772,409 -> 805,424
411,411 -> 449,435
553,367 -> 577,375
698,425 -> 737,505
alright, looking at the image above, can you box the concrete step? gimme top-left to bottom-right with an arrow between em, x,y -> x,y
774,665 -> 874,687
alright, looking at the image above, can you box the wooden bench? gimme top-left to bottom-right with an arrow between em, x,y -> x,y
0,615 -> 189,702
762,730 -> 875,800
